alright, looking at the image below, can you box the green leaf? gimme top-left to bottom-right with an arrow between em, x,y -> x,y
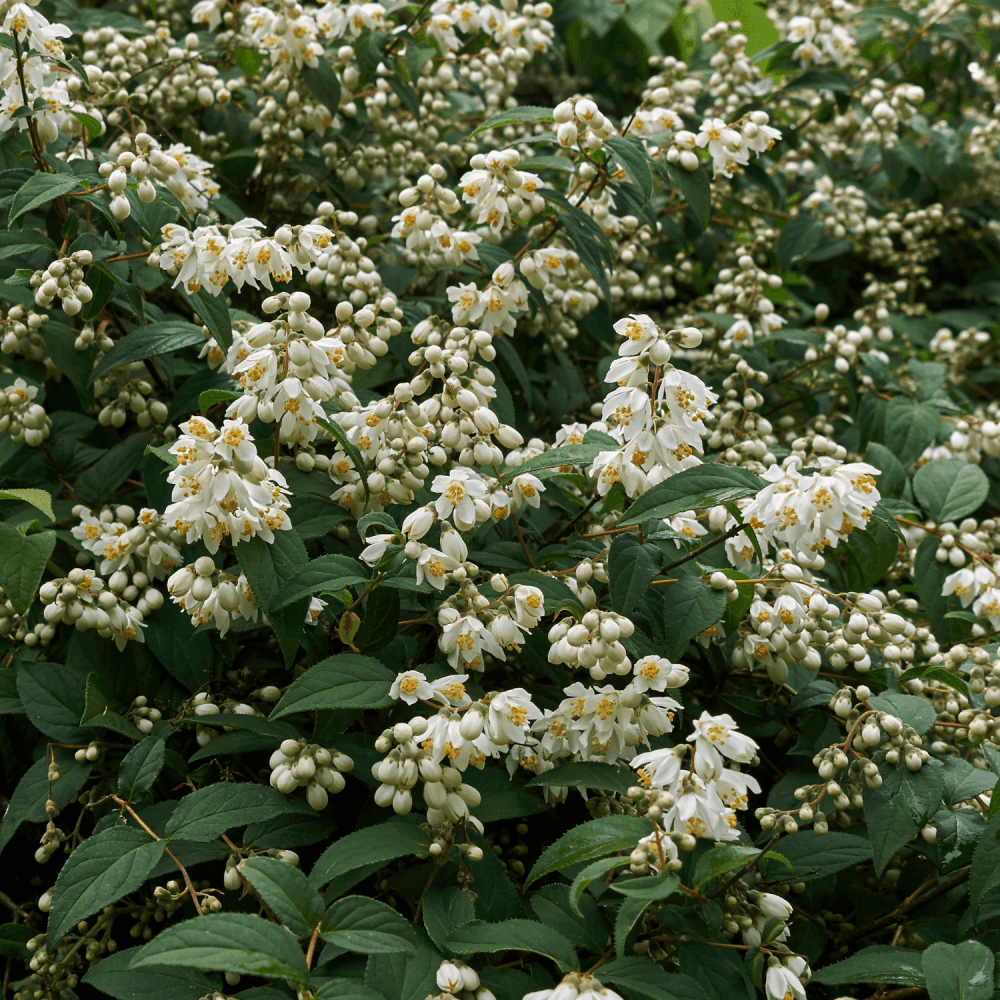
321,896 -> 417,954
272,553 -> 368,609
317,416 -> 369,500
237,531 -> 310,667
302,60 -> 342,117
864,757 -> 944,874
198,388 -> 240,414
270,653 -> 394,718
444,919 -> 577,970
526,761 -> 634,795
501,442 -> 605,481
600,958 -> 709,1000
608,535 -> 660,614
48,827 -> 165,946
70,110 -> 103,140
606,135 -> 652,202
969,809 -> 1000,916
9,173 -> 81,225
421,887 -> 475,953
526,814 -> 652,886
659,161 -> 711,230
144,600 -> 213,691
783,68 -> 854,92
617,464 -> 764,527
469,105 -> 554,137
662,576 -> 726,658
913,459 -> 989,523
0,523 -> 55,613
404,43 -> 436,82
118,738 -> 165,800
0,749 -> 91,860
88,321 -> 205,385
179,286 -> 233,351
74,433 -> 153,506
883,397 -> 940,468
241,857 -> 325,938
0,487 -> 54,520
621,0 -> 681,45
941,757 -> 997,805
772,830 -> 872,882
129,913 -> 309,984
922,941 -> 994,1000
615,896 -> 650,960
310,820 -> 427,889
355,586 -> 400,652
776,213 -> 825,267
693,845 -> 772,888
233,45 -> 264,79
164,783 -> 307,842
17,661 -> 88,742
364,931 -> 441,1000
811,945 -> 926,987
569,857 -> 626,916
867,692 -> 935,735
82,946 -> 220,1000
610,870 -> 680,901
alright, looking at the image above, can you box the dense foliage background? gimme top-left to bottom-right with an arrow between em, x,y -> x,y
1,0 -> 1000,999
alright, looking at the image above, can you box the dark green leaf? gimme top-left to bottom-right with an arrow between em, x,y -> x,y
321,896 -> 417,954
164,783 -> 307,843
922,940 -> 994,1000
913,459 -> 989,523
128,913 -> 309,983
607,135 -> 652,202
608,535 -> 660,614
660,161 -> 711,230
662,576 -> 726,658
811,945 -> 926,987
82,946 -> 219,1000
48,827 -> 165,946
470,106 -> 554,137
444,919 -> 577,970
526,814 -> 652,886
118,738 -> 165,800
270,653 -> 394,718
241,856 -> 325,938
310,820 -> 427,888
0,523 -> 55,613
88,321 -> 205,385
9,173 -> 81,225
272,553 -> 368,609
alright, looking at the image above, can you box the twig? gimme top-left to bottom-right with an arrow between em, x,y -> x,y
106,795 -> 204,915
661,522 -> 744,574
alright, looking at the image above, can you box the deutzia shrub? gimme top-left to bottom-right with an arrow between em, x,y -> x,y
3,0 -> 1000,998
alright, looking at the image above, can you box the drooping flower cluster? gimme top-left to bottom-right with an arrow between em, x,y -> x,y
164,416 -> 292,553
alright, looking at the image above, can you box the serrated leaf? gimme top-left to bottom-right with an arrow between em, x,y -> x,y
302,60 -> 342,117
197,388 -> 240,414
600,958 -> 710,1000
610,870 -> 680,901
526,761 -> 633,795
421,887 -> 475,953
526,815 -> 652,886
9,173 -> 81,225
270,653 -> 394,718
883,397 -> 940,468
775,213 -> 825,267
617,464 -> 764,527
864,757 -> 944,875
444,919 -> 577,970
615,896 -> 650,959
129,913 -> 308,983
17,661 -> 88,742
118,738 -> 165,800
82,946 -> 219,1000
164,783 -> 307,842
969,809 -> 1000,916
501,442 -> 605,481
606,135 -> 652,201
469,105 -> 554,137
913,459 -> 989,523
608,535 -> 660,614
659,161 -> 711,230
233,45 -> 264,79
310,820 -> 427,888
88,321 -> 205,385
867,692 -> 935,734
569,857 -> 625,916
811,946 -> 926,987
241,857 -> 325,938
766,830 -> 871,882
662,576 -> 726,658
321,896 -> 417,954
272,553 -> 368,609
0,523 -> 55,613
0,487 -> 54,520
48,827 -> 165,946
922,940 -> 994,1000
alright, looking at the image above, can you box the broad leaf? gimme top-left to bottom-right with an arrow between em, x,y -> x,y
270,653 -> 394,718
241,856 -> 325,938
88,321 -> 205,384
321,896 -> 417,954
526,815 -> 652,886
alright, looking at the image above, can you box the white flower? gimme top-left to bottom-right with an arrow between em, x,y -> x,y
688,711 -> 759,778
440,614 -> 503,671
764,964 -> 806,1000
487,688 -> 541,745
513,585 -> 545,625
432,469 -> 488,530
632,656 -> 688,693
390,670 -> 433,705
631,746 -> 682,789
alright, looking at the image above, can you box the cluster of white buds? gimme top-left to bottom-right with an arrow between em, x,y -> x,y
98,147 -> 155,220
0,585 -> 35,642
372,718 -> 484,833
29,251 -> 95,317
39,568 -> 146,651
130,696 -> 163,736
0,378 -> 50,446
553,97 -> 615,151
92,370 -> 170,429
547,610 -> 636,680
458,149 -> 545,232
433,961 -> 495,1000
269,738 -> 354,811
0,303 -> 50,368
523,973 -> 625,1000
34,819 -> 64,865
73,741 -> 102,763
73,322 -> 115,354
